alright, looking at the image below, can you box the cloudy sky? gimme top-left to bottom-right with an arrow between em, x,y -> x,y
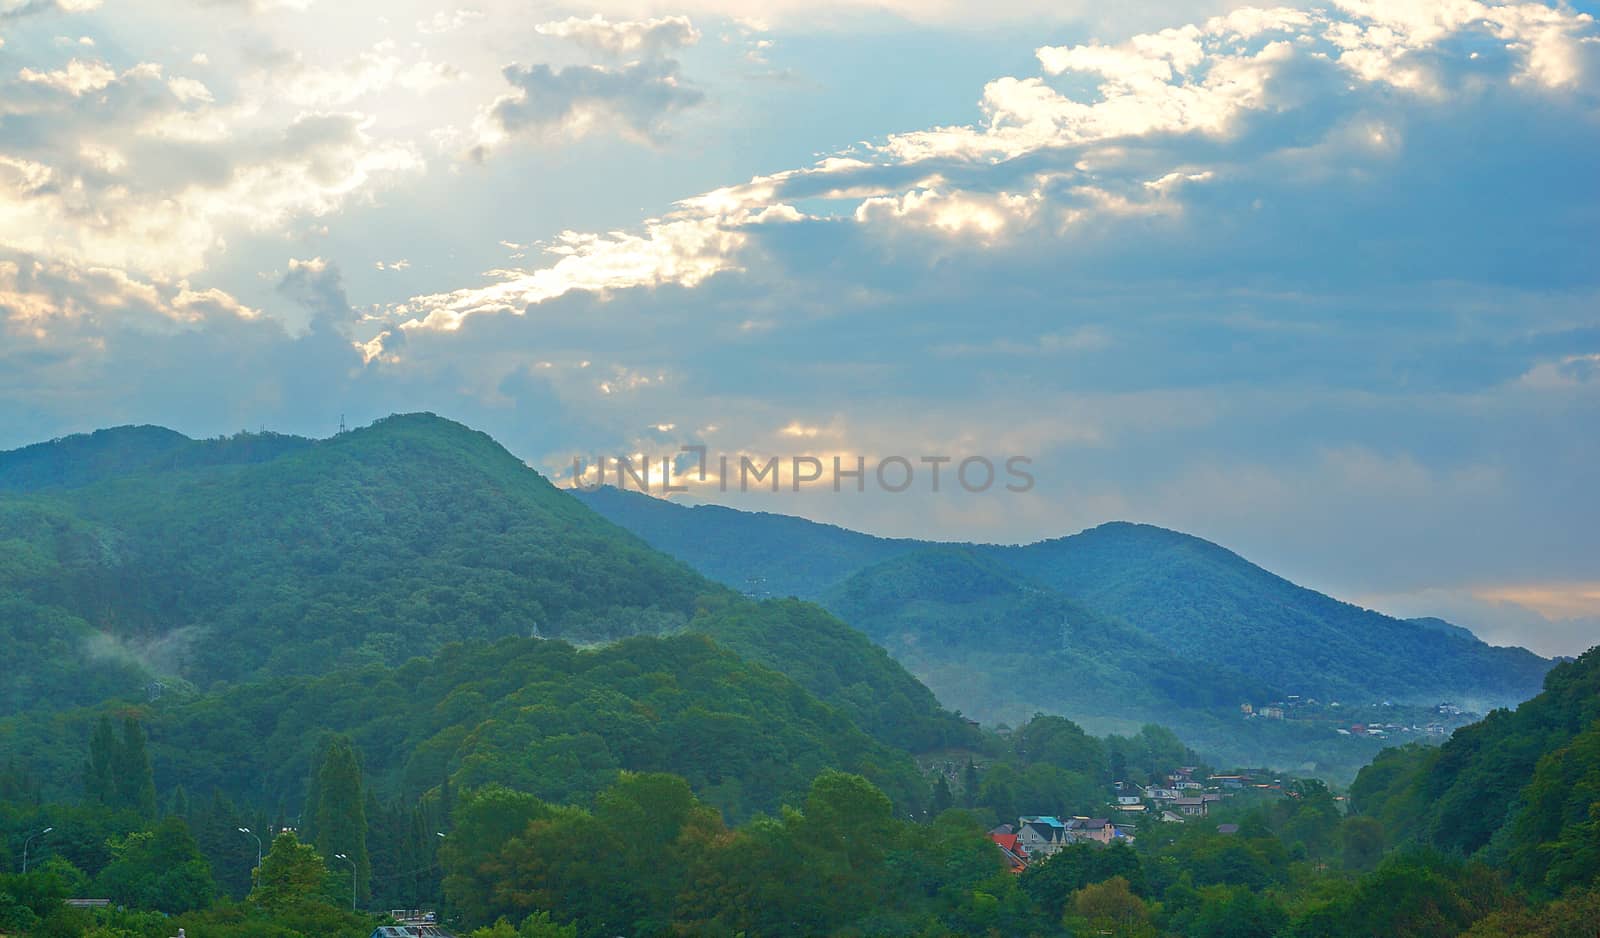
2,0 -> 1597,654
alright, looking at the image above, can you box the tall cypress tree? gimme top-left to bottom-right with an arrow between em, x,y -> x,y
962,760 -> 980,809
114,716 -> 158,817
86,715 -> 118,804
314,736 -> 370,905
301,736 -> 332,845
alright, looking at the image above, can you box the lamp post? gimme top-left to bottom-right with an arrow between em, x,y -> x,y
21,827 -> 53,873
238,827 -> 262,871
333,853 -> 356,911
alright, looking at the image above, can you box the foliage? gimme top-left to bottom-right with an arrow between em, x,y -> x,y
311,736 -> 370,904
579,487 -> 1552,776
249,831 -> 330,909
93,816 -> 215,913
442,770 -> 1012,937
1350,647 -> 1600,894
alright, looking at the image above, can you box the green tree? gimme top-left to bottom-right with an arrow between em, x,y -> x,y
1340,816 -> 1385,872
84,716 -> 117,805
313,736 -> 370,905
1069,876 -> 1155,937
249,830 -> 329,908
93,816 -> 216,913
112,717 -> 157,818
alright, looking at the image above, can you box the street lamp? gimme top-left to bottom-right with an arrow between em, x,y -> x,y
21,827 -> 53,873
333,853 -> 357,910
238,827 -> 262,871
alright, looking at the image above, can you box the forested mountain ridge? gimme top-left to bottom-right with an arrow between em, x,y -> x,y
576,486 -> 1551,708
822,546 -> 1275,728
0,415 -> 968,755
0,632 -> 934,823
0,424 -> 313,494
989,521 -> 1550,705
1350,645 -> 1600,898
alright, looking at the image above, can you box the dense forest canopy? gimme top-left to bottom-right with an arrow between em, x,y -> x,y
0,416 -> 1593,937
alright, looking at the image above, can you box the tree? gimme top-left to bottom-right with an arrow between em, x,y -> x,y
84,716 -> 117,805
313,736 -> 370,905
441,785 -> 552,927
249,831 -> 329,908
93,816 -> 216,913
931,774 -> 955,815
112,717 -> 157,818
1340,816 -> 1385,872
1069,876 -> 1155,937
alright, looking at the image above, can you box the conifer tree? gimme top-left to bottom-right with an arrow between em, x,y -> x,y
314,735 -> 370,905
85,715 -> 118,804
962,760 -> 980,809
114,716 -> 158,817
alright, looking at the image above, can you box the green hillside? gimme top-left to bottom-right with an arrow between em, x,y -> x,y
576,489 -> 1550,708
1350,645 -> 1600,896
824,546 -> 1269,721
0,633 -> 930,822
0,415 -> 968,754
990,522 -> 1551,705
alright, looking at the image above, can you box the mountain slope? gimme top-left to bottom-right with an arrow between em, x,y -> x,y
1350,646 -> 1600,896
577,488 -> 1549,709
0,633 -> 933,821
823,546 -> 1274,725
989,521 -> 1551,704
0,415 -> 970,755
572,484 -> 917,598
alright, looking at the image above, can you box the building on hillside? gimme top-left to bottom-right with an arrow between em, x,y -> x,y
1261,706 -> 1285,720
1017,816 -> 1069,858
1064,817 -> 1116,845
1173,796 -> 1228,817
988,831 -> 1029,873
1116,794 -> 1142,805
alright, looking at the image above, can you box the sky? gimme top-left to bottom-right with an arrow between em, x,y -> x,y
1,0 -> 1597,656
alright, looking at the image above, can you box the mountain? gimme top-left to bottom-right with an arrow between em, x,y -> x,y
0,633 -> 932,822
575,487 -> 1552,774
821,545 -> 1271,723
987,522 -> 1550,705
1408,616 -> 1481,643
1350,646 -> 1600,897
0,415 -> 969,755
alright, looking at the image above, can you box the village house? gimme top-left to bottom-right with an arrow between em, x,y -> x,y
988,827 -> 1030,873
1016,816 -> 1070,858
1065,817 -> 1116,845
1173,794 -> 1227,817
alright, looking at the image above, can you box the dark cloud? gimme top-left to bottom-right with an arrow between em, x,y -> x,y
482,59 -> 704,149
276,257 -> 354,331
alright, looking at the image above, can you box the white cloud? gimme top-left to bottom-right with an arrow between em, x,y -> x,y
417,7 -> 483,34
400,211 -> 750,330
535,14 -> 700,60
0,50 -> 424,278
274,42 -> 464,107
